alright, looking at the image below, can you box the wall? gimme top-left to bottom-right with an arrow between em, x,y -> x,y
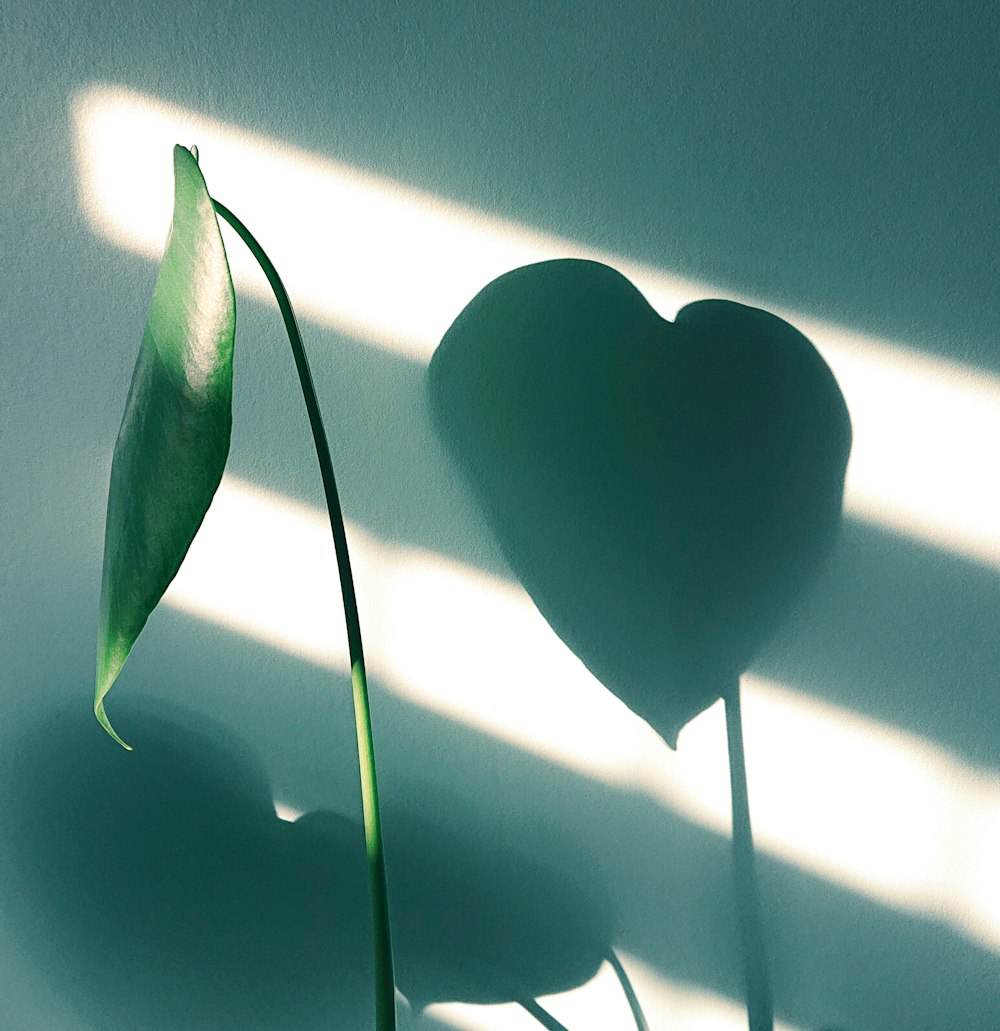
2,3 -> 998,1029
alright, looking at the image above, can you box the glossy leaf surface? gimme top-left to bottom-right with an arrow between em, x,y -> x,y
95,145 -> 235,747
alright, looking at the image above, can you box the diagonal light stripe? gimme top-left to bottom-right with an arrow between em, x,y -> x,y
167,476 -> 1000,956
73,84 -> 1000,569
423,953 -> 803,1031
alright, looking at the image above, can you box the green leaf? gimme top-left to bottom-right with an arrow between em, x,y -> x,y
95,145 -> 236,748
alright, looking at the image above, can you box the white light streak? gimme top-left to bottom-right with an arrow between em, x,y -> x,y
423,954 -> 802,1031
73,83 -> 1000,569
168,476 -> 1000,955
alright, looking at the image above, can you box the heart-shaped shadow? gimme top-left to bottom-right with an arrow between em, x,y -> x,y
428,259 -> 851,745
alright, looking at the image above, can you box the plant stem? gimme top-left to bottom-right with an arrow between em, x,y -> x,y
608,950 -> 649,1031
518,1000 -> 572,1031
724,679 -> 773,1031
212,199 -> 396,1031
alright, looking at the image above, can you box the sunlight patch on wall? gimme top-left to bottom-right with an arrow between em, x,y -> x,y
167,475 -> 1000,955
423,953 -> 801,1031
815,335 -> 1000,568
73,83 -> 1000,570
70,84 -> 698,363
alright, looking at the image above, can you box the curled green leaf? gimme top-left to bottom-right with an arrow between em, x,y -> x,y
95,145 -> 236,748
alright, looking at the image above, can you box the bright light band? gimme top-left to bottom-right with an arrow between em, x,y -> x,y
424,952 -> 802,1031
168,476 -> 1000,957
74,84 -> 1000,571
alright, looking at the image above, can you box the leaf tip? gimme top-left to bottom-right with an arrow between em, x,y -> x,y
94,699 -> 133,751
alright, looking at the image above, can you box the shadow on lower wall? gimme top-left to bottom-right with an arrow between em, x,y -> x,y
1,698 -> 610,1030
4,686 -> 999,1031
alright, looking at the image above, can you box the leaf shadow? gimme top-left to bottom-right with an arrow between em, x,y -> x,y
427,258 -> 851,746
1,698 -> 613,1030
2,697 -> 368,1030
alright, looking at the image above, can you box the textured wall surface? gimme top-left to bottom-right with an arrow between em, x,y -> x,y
2,2 -> 998,1029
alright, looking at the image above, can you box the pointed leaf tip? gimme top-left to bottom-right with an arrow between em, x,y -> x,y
94,143 -> 235,745
95,700 -> 133,750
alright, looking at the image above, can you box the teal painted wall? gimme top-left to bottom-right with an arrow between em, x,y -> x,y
2,2 -> 997,1028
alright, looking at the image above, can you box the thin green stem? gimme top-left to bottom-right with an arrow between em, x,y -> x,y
518,1000 -> 572,1031
607,950 -> 649,1031
212,199 -> 396,1031
725,679 -> 773,1031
